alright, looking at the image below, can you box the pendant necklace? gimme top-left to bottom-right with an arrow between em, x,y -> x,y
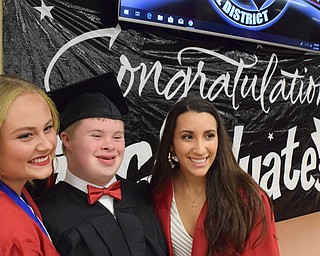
178,174 -> 206,210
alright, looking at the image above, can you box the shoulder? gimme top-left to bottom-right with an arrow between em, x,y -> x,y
258,189 -> 275,220
0,197 -> 41,250
116,176 -> 154,206
258,189 -> 272,208
242,187 -> 274,221
36,181 -> 79,206
117,175 -> 150,193
152,181 -> 171,200
35,182 -> 88,225
239,183 -> 272,205
0,192 -> 31,225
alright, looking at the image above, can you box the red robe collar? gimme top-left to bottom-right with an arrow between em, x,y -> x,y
153,181 -> 208,256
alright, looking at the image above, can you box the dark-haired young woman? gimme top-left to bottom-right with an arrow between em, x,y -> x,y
151,97 -> 280,256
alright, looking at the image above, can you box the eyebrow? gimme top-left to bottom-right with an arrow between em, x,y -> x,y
87,129 -> 124,134
179,129 -> 216,134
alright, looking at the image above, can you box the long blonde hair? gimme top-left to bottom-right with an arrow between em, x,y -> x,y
0,74 -> 60,132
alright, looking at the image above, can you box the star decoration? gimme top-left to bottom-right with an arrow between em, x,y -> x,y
34,0 -> 54,20
268,133 -> 274,141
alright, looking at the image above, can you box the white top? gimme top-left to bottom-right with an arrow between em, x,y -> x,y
64,169 -> 117,217
170,193 -> 193,256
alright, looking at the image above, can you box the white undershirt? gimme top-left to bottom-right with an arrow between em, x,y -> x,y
64,169 -> 117,217
171,192 -> 193,256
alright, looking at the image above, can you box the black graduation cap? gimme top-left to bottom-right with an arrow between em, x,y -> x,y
49,72 -> 129,133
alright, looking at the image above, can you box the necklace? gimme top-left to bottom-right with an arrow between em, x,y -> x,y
178,174 -> 206,210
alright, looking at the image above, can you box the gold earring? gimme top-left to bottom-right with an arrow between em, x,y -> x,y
168,152 -> 173,166
168,152 -> 178,168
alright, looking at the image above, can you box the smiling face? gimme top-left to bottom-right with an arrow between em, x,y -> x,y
61,118 -> 125,186
0,93 -> 57,194
172,111 -> 218,180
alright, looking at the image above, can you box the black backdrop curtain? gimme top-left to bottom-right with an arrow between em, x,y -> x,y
3,0 -> 320,221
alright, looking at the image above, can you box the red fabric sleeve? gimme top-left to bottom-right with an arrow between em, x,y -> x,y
241,192 -> 280,256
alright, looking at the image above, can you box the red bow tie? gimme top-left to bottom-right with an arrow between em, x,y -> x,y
87,180 -> 122,205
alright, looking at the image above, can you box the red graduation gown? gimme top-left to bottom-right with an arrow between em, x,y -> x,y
153,181 -> 280,256
0,188 -> 59,256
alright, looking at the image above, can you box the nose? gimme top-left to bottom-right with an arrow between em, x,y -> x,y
36,133 -> 55,152
102,139 -> 115,151
193,138 -> 207,155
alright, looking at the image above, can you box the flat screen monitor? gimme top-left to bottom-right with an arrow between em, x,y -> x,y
118,0 -> 320,54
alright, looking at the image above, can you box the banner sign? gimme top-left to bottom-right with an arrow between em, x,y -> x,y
4,0 -> 320,221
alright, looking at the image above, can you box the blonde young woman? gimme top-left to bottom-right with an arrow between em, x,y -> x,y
0,75 -> 59,256
151,96 -> 280,256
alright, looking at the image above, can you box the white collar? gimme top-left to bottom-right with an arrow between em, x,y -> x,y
64,169 -> 117,193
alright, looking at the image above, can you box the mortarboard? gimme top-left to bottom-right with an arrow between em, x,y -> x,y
49,72 -> 129,133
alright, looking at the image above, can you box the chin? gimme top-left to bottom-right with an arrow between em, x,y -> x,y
35,168 -> 53,180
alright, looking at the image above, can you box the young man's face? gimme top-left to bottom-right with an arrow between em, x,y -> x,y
61,118 -> 125,186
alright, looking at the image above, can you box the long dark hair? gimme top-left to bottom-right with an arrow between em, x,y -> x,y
151,96 -> 271,256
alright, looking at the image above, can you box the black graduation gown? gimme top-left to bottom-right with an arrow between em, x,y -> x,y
36,177 -> 168,256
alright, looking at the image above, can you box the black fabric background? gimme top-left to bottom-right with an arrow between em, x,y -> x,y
3,0 -> 320,221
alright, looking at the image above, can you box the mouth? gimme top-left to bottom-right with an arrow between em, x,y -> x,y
98,156 -> 115,160
29,155 -> 50,165
190,157 -> 208,164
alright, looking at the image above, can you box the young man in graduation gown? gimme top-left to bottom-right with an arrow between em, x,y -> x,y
36,73 -> 168,256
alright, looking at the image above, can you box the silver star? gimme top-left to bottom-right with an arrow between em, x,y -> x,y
34,0 -> 54,20
268,133 -> 274,141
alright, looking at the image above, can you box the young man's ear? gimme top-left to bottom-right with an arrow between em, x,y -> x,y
60,131 -> 71,149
